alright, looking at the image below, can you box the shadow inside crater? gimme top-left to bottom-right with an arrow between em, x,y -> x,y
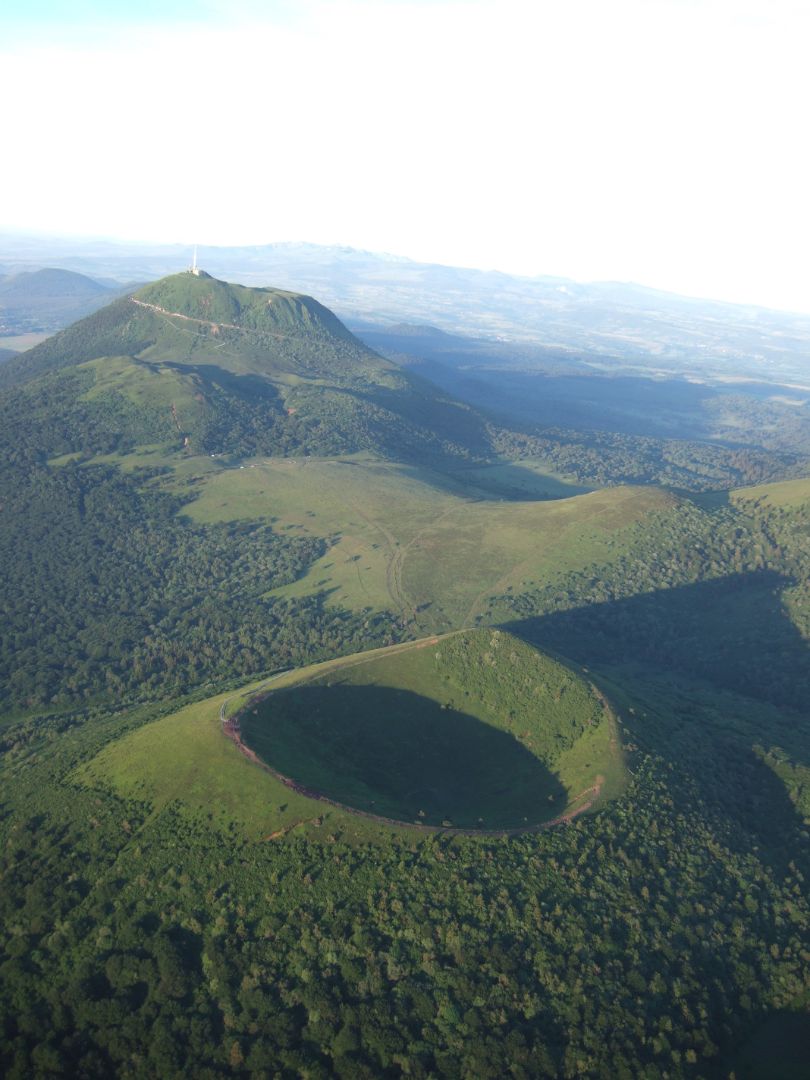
242,684 -> 568,828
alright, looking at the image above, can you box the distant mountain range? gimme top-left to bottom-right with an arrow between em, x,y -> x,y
2,233 -> 810,385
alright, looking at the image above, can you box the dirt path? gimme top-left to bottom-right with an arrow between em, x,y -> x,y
352,502 -> 473,629
132,296 -> 244,333
131,297 -> 293,342
351,508 -> 411,616
461,553 -> 536,629
395,505 -> 463,631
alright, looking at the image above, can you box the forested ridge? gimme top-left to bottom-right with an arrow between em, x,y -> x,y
490,425 -> 807,492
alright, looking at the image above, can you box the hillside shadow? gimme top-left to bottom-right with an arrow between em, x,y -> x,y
359,325 -> 725,441
729,1009 -> 810,1079
243,684 -> 567,828
447,462 -> 593,502
338,458 -> 590,504
505,570 -> 810,869
449,371 -> 719,440
164,362 -> 282,402
357,381 -> 497,462
676,487 -> 731,509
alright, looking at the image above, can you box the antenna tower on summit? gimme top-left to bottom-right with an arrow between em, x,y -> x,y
190,245 -> 200,276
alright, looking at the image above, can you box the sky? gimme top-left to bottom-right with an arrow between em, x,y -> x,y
1,0 -> 809,312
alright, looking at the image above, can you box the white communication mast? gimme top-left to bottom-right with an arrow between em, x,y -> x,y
190,245 -> 200,276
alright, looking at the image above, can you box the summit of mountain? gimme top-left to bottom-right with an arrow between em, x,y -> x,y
0,271 -> 385,384
134,270 -> 360,345
0,270 -> 493,463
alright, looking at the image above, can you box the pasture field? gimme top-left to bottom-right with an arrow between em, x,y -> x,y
177,454 -> 674,627
732,474 -> 810,509
47,424 -> 680,635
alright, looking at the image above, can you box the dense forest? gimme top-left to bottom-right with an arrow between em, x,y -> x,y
2,470 -> 808,1076
1,693 -> 807,1078
0,458 -> 399,712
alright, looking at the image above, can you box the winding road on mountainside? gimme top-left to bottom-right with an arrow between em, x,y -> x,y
130,297 -> 302,343
132,297 -> 246,333
218,649 -> 604,838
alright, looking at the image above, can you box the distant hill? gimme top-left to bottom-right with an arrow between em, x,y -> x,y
0,267 -> 120,335
0,267 -> 108,301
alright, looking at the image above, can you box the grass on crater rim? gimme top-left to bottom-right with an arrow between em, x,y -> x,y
74,677 -> 404,843
75,633 -> 625,839
240,629 -> 626,830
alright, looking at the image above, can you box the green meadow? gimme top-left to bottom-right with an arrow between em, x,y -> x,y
732,474 -> 810,509
176,453 -> 673,627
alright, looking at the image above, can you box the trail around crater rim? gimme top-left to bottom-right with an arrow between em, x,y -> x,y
218,659 -> 604,837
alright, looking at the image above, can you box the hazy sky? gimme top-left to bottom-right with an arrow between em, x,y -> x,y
2,0 -> 809,311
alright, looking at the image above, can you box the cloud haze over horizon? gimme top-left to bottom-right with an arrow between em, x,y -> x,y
2,0 -> 809,313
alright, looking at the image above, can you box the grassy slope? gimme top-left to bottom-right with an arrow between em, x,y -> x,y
241,629 -> 623,828
79,354 -> 208,428
179,454 -> 673,627
732,475 -> 810,508
78,633 -> 625,836
75,678 -> 393,843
